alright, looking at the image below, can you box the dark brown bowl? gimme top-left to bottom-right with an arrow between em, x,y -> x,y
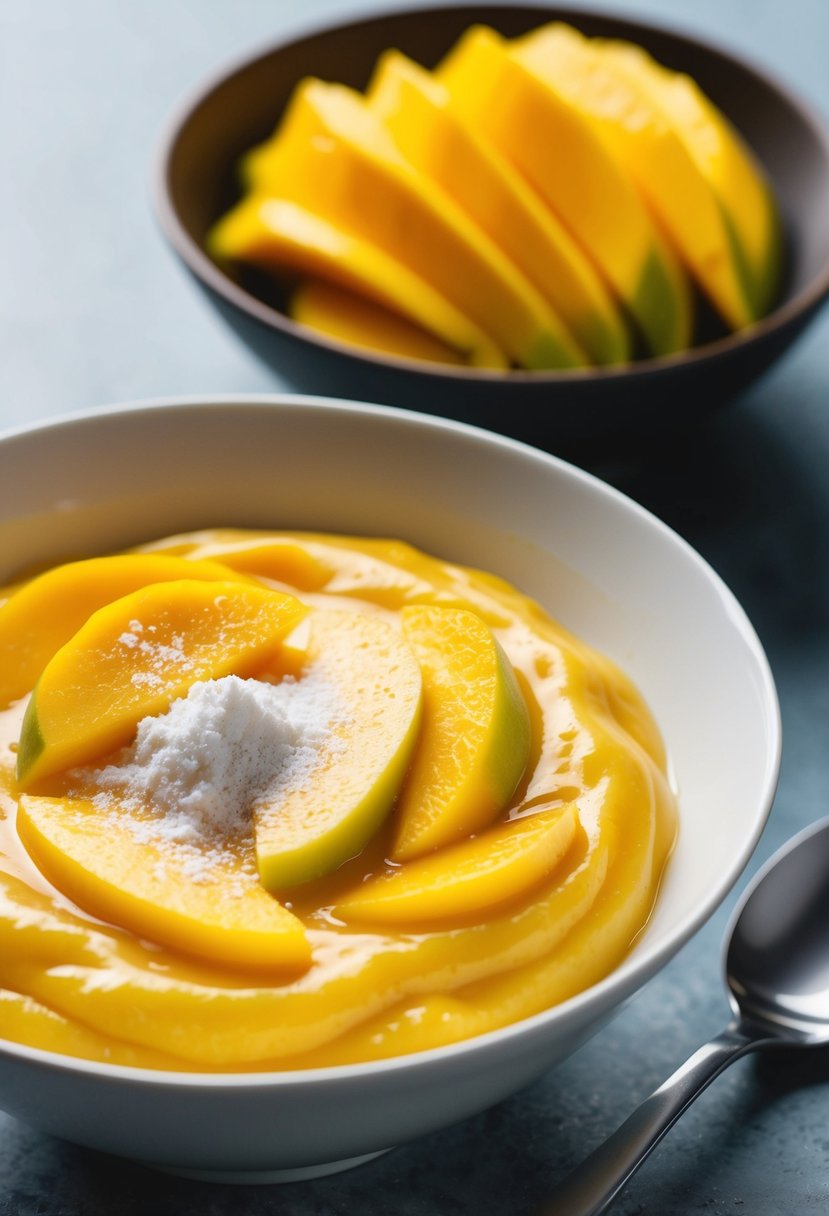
154,4 -> 829,448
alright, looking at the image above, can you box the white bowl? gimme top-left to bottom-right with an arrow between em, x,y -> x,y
0,396 -> 780,1182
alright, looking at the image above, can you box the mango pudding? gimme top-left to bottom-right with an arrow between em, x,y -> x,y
209,21 -> 780,371
0,531 -> 677,1071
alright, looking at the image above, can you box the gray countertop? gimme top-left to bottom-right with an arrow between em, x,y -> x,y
3,0 -> 829,1212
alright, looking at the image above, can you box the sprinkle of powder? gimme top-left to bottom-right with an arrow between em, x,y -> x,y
86,672 -> 344,881
117,619 -> 191,691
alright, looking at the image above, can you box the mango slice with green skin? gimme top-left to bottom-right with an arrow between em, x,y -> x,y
233,79 -> 588,370
210,196 -> 507,369
516,25 -> 764,331
290,279 -> 466,366
392,605 -> 531,863
595,35 -> 782,319
336,804 -> 578,925
16,580 -> 307,789
368,49 -> 629,367
438,26 -> 693,357
0,553 -> 250,708
17,795 -> 310,970
254,609 -> 423,890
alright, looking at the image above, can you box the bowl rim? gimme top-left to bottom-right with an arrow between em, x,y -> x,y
152,2 -> 829,386
0,392 -> 783,1086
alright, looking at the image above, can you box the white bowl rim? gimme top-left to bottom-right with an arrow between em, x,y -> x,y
0,393 -> 782,1088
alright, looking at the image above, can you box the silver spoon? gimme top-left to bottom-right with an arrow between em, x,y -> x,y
542,815 -> 829,1216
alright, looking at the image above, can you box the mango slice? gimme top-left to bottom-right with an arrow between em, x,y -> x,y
516,25 -> 760,330
17,580 -> 307,788
368,49 -> 629,366
438,26 -> 692,357
211,196 -> 507,369
17,795 -> 310,970
596,35 -> 782,319
235,79 -> 588,370
254,610 -> 423,889
290,279 -> 466,366
0,553 -> 248,708
392,606 -> 531,862
336,804 -> 578,925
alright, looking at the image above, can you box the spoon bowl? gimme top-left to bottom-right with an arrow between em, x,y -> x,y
546,815 -> 829,1214
726,816 -> 829,1040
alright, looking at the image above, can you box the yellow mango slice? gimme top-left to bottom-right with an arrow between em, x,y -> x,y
438,26 -> 692,356
0,552 -> 249,708
290,279 -> 466,366
254,609 -> 423,889
0,817 -> 613,1066
17,795 -> 310,970
210,195 -> 507,369
596,35 -> 782,318
139,532 -> 335,591
336,804 -> 578,925
17,580 -> 307,788
368,50 -> 629,366
236,79 -> 588,370
516,25 -> 757,330
392,606 -> 531,862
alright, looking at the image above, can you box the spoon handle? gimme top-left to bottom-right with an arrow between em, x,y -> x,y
540,1021 -> 763,1216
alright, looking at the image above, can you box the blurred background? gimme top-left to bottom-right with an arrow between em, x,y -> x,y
2,2 -> 829,1214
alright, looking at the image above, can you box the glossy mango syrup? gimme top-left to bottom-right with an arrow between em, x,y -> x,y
0,531 -> 676,1071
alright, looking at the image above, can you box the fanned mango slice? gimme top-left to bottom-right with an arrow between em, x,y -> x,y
438,26 -> 692,357
254,610 -> 423,890
16,580 -> 307,788
235,79 -> 588,370
17,795 -> 310,970
516,25 -> 758,330
290,279 -> 466,366
138,532 -> 335,591
392,606 -> 531,862
336,804 -> 578,925
0,553 -> 249,708
596,35 -> 782,318
368,49 -> 629,366
211,195 -> 507,369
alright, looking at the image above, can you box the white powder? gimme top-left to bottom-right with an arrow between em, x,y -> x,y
118,619 -> 191,691
87,672 -> 344,878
